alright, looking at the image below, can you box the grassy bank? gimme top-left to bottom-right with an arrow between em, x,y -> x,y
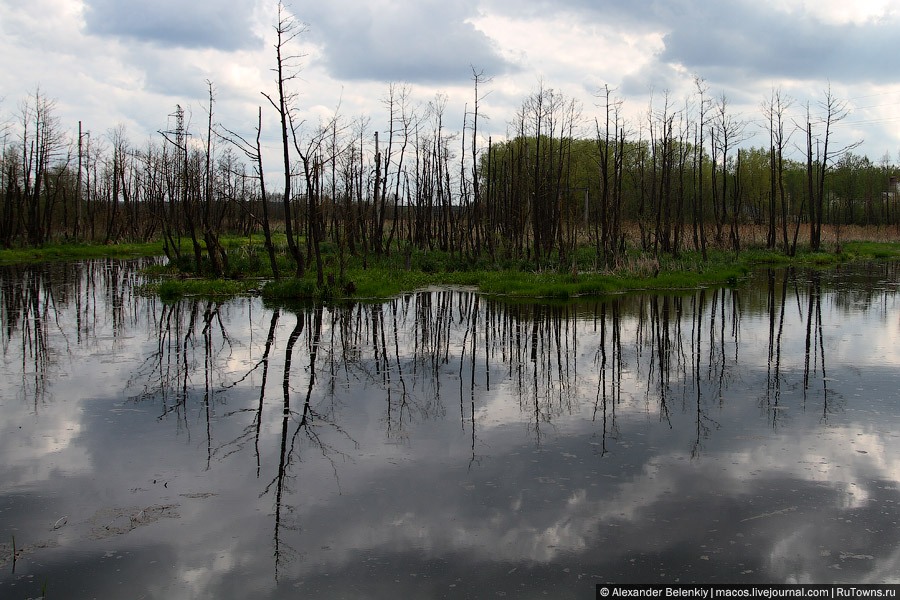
4,233 -> 900,301
0,240 -> 165,264
261,239 -> 900,301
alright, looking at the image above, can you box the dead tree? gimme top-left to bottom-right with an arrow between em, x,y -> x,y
761,87 -> 794,252
220,107 -> 280,278
263,2 -> 306,277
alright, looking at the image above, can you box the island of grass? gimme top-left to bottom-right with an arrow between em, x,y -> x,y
0,241 -> 167,265
3,228 -> 900,302
239,239 -> 900,301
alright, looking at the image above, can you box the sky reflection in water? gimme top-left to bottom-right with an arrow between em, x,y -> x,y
1,260 -> 900,598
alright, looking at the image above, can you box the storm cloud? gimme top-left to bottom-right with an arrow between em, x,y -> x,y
484,0 -> 900,86
2,0 -> 898,159
82,0 -> 262,50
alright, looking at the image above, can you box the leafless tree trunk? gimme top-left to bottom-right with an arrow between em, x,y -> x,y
20,90 -> 64,246
220,107 -> 279,277
713,92 -> 748,251
809,85 -> 862,251
693,76 -> 709,260
263,2 -> 306,277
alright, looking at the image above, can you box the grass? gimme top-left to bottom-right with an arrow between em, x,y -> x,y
261,250 -> 777,301
0,240 -> 165,264
840,240 -> 900,260
142,278 -> 263,302
4,226 -> 900,301
258,239 -> 900,301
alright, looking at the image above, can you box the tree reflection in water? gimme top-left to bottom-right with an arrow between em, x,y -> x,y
2,258 -> 898,590
0,260 -> 851,469
1,259 -> 157,409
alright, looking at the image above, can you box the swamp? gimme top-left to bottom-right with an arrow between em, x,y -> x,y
1,256 -> 900,598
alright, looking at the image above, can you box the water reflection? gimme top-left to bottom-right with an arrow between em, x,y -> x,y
2,260 -> 900,597
1,259 -> 157,409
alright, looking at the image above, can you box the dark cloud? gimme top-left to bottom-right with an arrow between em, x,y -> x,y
82,0 -> 262,51
656,1 -> 899,85
619,62 -> 685,97
486,0 -> 900,87
302,0 -> 517,84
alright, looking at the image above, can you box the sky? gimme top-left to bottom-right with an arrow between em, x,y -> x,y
2,0 -> 900,175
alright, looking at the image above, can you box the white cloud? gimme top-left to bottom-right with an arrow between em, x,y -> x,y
760,0 -> 898,25
2,0 -> 900,178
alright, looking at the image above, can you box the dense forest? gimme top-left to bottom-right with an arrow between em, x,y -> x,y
1,8 -> 897,283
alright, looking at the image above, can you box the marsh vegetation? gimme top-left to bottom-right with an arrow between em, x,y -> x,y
2,6 -> 898,297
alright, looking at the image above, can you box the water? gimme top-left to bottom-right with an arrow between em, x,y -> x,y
2,259 -> 900,598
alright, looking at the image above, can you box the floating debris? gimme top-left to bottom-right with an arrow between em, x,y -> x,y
89,504 -> 180,540
740,506 -> 798,522
839,552 -> 874,561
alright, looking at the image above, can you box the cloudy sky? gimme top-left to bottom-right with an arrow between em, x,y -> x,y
2,0 -> 899,170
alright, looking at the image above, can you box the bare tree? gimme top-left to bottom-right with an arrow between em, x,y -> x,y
383,83 -> 415,256
19,89 -> 65,246
761,87 -> 794,252
202,80 -> 228,276
105,124 -> 129,243
290,107 -> 346,287
468,67 -> 491,258
262,1 -> 307,277
595,84 -> 617,264
220,107 -> 280,278
0,111 -> 16,247
808,84 -> 862,251
712,92 -> 749,251
159,105 -> 205,268
692,76 -> 710,260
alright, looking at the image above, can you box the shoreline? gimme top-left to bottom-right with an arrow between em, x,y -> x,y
4,238 -> 900,301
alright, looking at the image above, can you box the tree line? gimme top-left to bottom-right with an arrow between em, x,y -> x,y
1,8 -> 896,282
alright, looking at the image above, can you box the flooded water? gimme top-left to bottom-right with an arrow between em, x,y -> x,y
2,259 -> 900,598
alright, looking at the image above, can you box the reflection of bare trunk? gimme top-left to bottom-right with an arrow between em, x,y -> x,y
271,314 -> 303,580
468,296 -> 479,467
255,309 -> 280,476
592,301 -> 622,456
691,291 -> 704,457
220,307 -> 282,471
529,305 -> 542,443
181,301 -> 200,425
817,281 -> 829,417
4,266 -> 57,408
649,296 -> 671,426
202,303 -> 215,469
802,272 -> 829,418
268,306 -> 341,579
803,278 -> 814,396
458,293 -> 477,434
764,269 -> 789,427
704,289 -> 730,404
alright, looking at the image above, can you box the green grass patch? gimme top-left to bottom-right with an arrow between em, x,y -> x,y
185,241 -> 900,302
0,241 -> 165,264
840,241 -> 900,260
7,237 -> 900,302
139,278 -> 261,302
260,278 -> 319,301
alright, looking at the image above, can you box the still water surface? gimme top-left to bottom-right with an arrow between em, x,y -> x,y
2,259 -> 900,598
